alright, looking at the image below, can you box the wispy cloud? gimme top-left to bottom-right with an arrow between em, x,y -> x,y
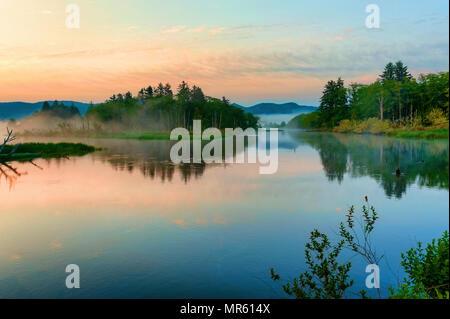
209,27 -> 226,35
163,25 -> 187,33
187,26 -> 205,33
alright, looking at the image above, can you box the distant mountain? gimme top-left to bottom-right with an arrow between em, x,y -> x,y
233,102 -> 317,115
0,101 -> 93,120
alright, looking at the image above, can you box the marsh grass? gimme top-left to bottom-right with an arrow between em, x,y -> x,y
95,132 -> 171,140
387,129 -> 449,139
332,117 -> 449,139
0,143 -> 99,162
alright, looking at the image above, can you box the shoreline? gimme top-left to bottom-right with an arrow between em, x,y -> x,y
0,142 -> 99,162
291,128 -> 449,140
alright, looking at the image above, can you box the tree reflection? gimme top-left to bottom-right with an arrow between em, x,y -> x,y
89,139 -> 212,184
0,162 -> 26,190
290,131 -> 449,198
98,154 -> 207,184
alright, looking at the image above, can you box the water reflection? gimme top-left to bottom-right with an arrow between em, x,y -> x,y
4,133 -> 449,198
1,134 -> 448,298
89,139 -> 210,183
0,162 -> 24,190
99,155 -> 207,183
287,131 -> 449,198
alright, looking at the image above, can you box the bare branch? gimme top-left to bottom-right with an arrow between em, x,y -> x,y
0,127 -> 17,153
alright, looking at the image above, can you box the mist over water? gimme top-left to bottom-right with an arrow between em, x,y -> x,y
258,113 -> 309,126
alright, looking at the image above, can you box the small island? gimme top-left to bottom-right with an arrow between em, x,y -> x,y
0,128 -> 98,163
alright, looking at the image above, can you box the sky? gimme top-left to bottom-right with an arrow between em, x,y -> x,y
0,0 -> 448,105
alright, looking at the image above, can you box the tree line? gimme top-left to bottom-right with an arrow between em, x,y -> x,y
290,61 -> 449,130
38,100 -> 81,119
86,81 -> 259,131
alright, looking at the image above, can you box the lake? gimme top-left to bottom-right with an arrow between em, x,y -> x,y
0,132 -> 448,298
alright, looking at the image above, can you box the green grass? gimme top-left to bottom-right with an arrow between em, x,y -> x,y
96,132 -> 171,140
387,129 -> 449,139
0,143 -> 99,162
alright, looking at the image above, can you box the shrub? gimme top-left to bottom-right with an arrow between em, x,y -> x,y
333,119 -> 356,133
426,109 -> 449,129
334,118 -> 392,134
271,229 -> 353,299
389,231 -> 449,299
354,118 -> 391,134
271,205 -> 379,299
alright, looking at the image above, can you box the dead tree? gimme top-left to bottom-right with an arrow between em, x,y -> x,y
0,127 -> 18,154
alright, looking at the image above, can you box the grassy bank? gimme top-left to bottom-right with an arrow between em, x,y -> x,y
95,132 -> 171,140
387,129 -> 449,139
289,115 -> 449,139
0,143 -> 99,162
330,118 -> 449,139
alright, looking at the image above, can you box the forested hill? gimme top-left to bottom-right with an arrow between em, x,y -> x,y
233,102 -> 317,114
86,81 -> 260,131
0,101 -> 92,119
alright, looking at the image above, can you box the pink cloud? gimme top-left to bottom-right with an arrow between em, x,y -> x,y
209,27 -> 226,35
163,25 -> 187,33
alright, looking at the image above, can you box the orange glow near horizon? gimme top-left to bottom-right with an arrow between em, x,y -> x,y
0,0 -> 448,105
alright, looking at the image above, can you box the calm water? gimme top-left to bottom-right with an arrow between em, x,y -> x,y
0,132 -> 448,298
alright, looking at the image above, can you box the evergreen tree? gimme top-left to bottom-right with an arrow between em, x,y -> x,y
318,78 -> 348,127
222,96 -> 230,106
176,81 -> 191,102
163,83 -> 173,97
124,91 -> 133,104
155,83 -> 165,97
191,85 -> 206,103
145,86 -> 153,99
380,62 -> 396,82
394,61 -> 412,82
138,88 -> 145,102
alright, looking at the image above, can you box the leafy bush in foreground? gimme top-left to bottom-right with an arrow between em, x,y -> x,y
389,231 -> 449,299
272,206 -> 449,299
271,230 -> 353,299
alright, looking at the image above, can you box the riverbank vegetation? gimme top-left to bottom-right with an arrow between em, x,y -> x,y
95,132 -> 171,140
0,128 -> 98,162
271,205 -> 449,299
289,62 -> 449,138
0,143 -> 98,162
